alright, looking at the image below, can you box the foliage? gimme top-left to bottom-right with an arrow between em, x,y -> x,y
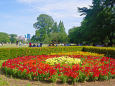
49,32 -> 68,43
0,60 -> 6,68
33,14 -> 54,42
82,46 -> 115,59
33,14 -> 68,43
69,0 -> 115,45
68,27 -> 82,43
52,22 -> 58,33
58,21 -> 65,33
0,32 -> 10,43
0,78 -> 9,86
9,34 -> 17,43
30,35 -> 38,43
0,46 -> 83,60
49,51 -> 104,57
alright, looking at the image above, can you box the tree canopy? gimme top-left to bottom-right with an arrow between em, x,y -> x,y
9,34 -> 17,43
0,32 -> 10,43
33,14 -> 67,43
68,0 -> 115,46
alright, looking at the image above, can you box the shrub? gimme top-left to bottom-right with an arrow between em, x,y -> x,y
0,46 -> 83,60
82,46 -> 115,58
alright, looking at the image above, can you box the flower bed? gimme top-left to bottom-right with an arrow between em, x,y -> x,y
49,51 -> 105,57
2,55 -> 115,83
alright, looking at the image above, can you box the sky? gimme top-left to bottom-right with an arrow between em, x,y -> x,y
0,0 -> 92,36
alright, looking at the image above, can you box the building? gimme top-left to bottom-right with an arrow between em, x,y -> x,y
16,35 -> 26,42
27,34 -> 31,40
25,34 -> 31,41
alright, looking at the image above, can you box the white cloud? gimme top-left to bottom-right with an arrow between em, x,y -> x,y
17,0 -> 92,19
32,0 -> 92,18
17,0 -> 92,32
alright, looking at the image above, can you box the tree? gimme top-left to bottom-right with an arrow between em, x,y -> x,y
58,21 -> 68,43
58,21 -> 65,33
0,32 -> 10,43
49,33 -> 60,43
49,32 -> 68,43
52,22 -> 58,33
75,0 -> 115,45
9,34 -> 17,43
33,14 -> 54,42
68,27 -> 83,43
33,14 -> 68,43
31,35 -> 38,43
58,32 -> 68,43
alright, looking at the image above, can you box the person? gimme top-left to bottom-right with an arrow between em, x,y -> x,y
40,43 -> 42,47
16,41 -> 18,45
1,42 -> 3,46
48,43 -> 51,46
33,44 -> 36,47
19,41 -> 21,46
29,42 -> 32,47
37,43 -> 40,47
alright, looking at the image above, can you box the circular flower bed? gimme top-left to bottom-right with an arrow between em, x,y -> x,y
2,55 -> 115,83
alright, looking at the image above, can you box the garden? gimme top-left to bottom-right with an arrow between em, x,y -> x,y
0,46 -> 115,86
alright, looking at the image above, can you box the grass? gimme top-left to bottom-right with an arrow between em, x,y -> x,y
26,83 -> 31,86
0,78 -> 9,86
0,44 -> 28,48
0,60 -> 9,86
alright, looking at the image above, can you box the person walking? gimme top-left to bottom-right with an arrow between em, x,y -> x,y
16,41 -> 18,45
29,42 -> 32,47
19,41 -> 21,46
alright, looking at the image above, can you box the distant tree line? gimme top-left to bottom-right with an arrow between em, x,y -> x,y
32,14 -> 68,43
0,32 -> 17,43
68,0 -> 115,46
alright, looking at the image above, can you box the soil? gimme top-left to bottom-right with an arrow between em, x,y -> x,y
0,69 -> 115,86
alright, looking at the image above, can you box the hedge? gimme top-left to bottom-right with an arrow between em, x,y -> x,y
1,46 -> 115,60
0,46 -> 83,60
82,46 -> 115,58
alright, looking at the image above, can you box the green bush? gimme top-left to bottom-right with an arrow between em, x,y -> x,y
82,46 -> 115,58
0,46 -> 83,60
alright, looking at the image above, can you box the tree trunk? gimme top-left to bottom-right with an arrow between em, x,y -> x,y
108,32 -> 114,46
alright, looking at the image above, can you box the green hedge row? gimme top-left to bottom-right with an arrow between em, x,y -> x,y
1,46 -> 115,60
82,46 -> 115,58
0,46 -> 83,60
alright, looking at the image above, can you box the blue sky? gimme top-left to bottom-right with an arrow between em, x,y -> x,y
0,0 -> 92,36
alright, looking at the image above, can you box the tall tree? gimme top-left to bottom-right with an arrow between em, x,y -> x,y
58,21 -> 68,43
33,14 -> 54,42
52,22 -> 58,33
58,21 -> 65,33
33,14 -> 68,43
68,27 -> 82,43
76,0 -> 115,45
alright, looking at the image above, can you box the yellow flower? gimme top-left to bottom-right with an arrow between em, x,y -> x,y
49,51 -> 104,57
45,56 -> 81,66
